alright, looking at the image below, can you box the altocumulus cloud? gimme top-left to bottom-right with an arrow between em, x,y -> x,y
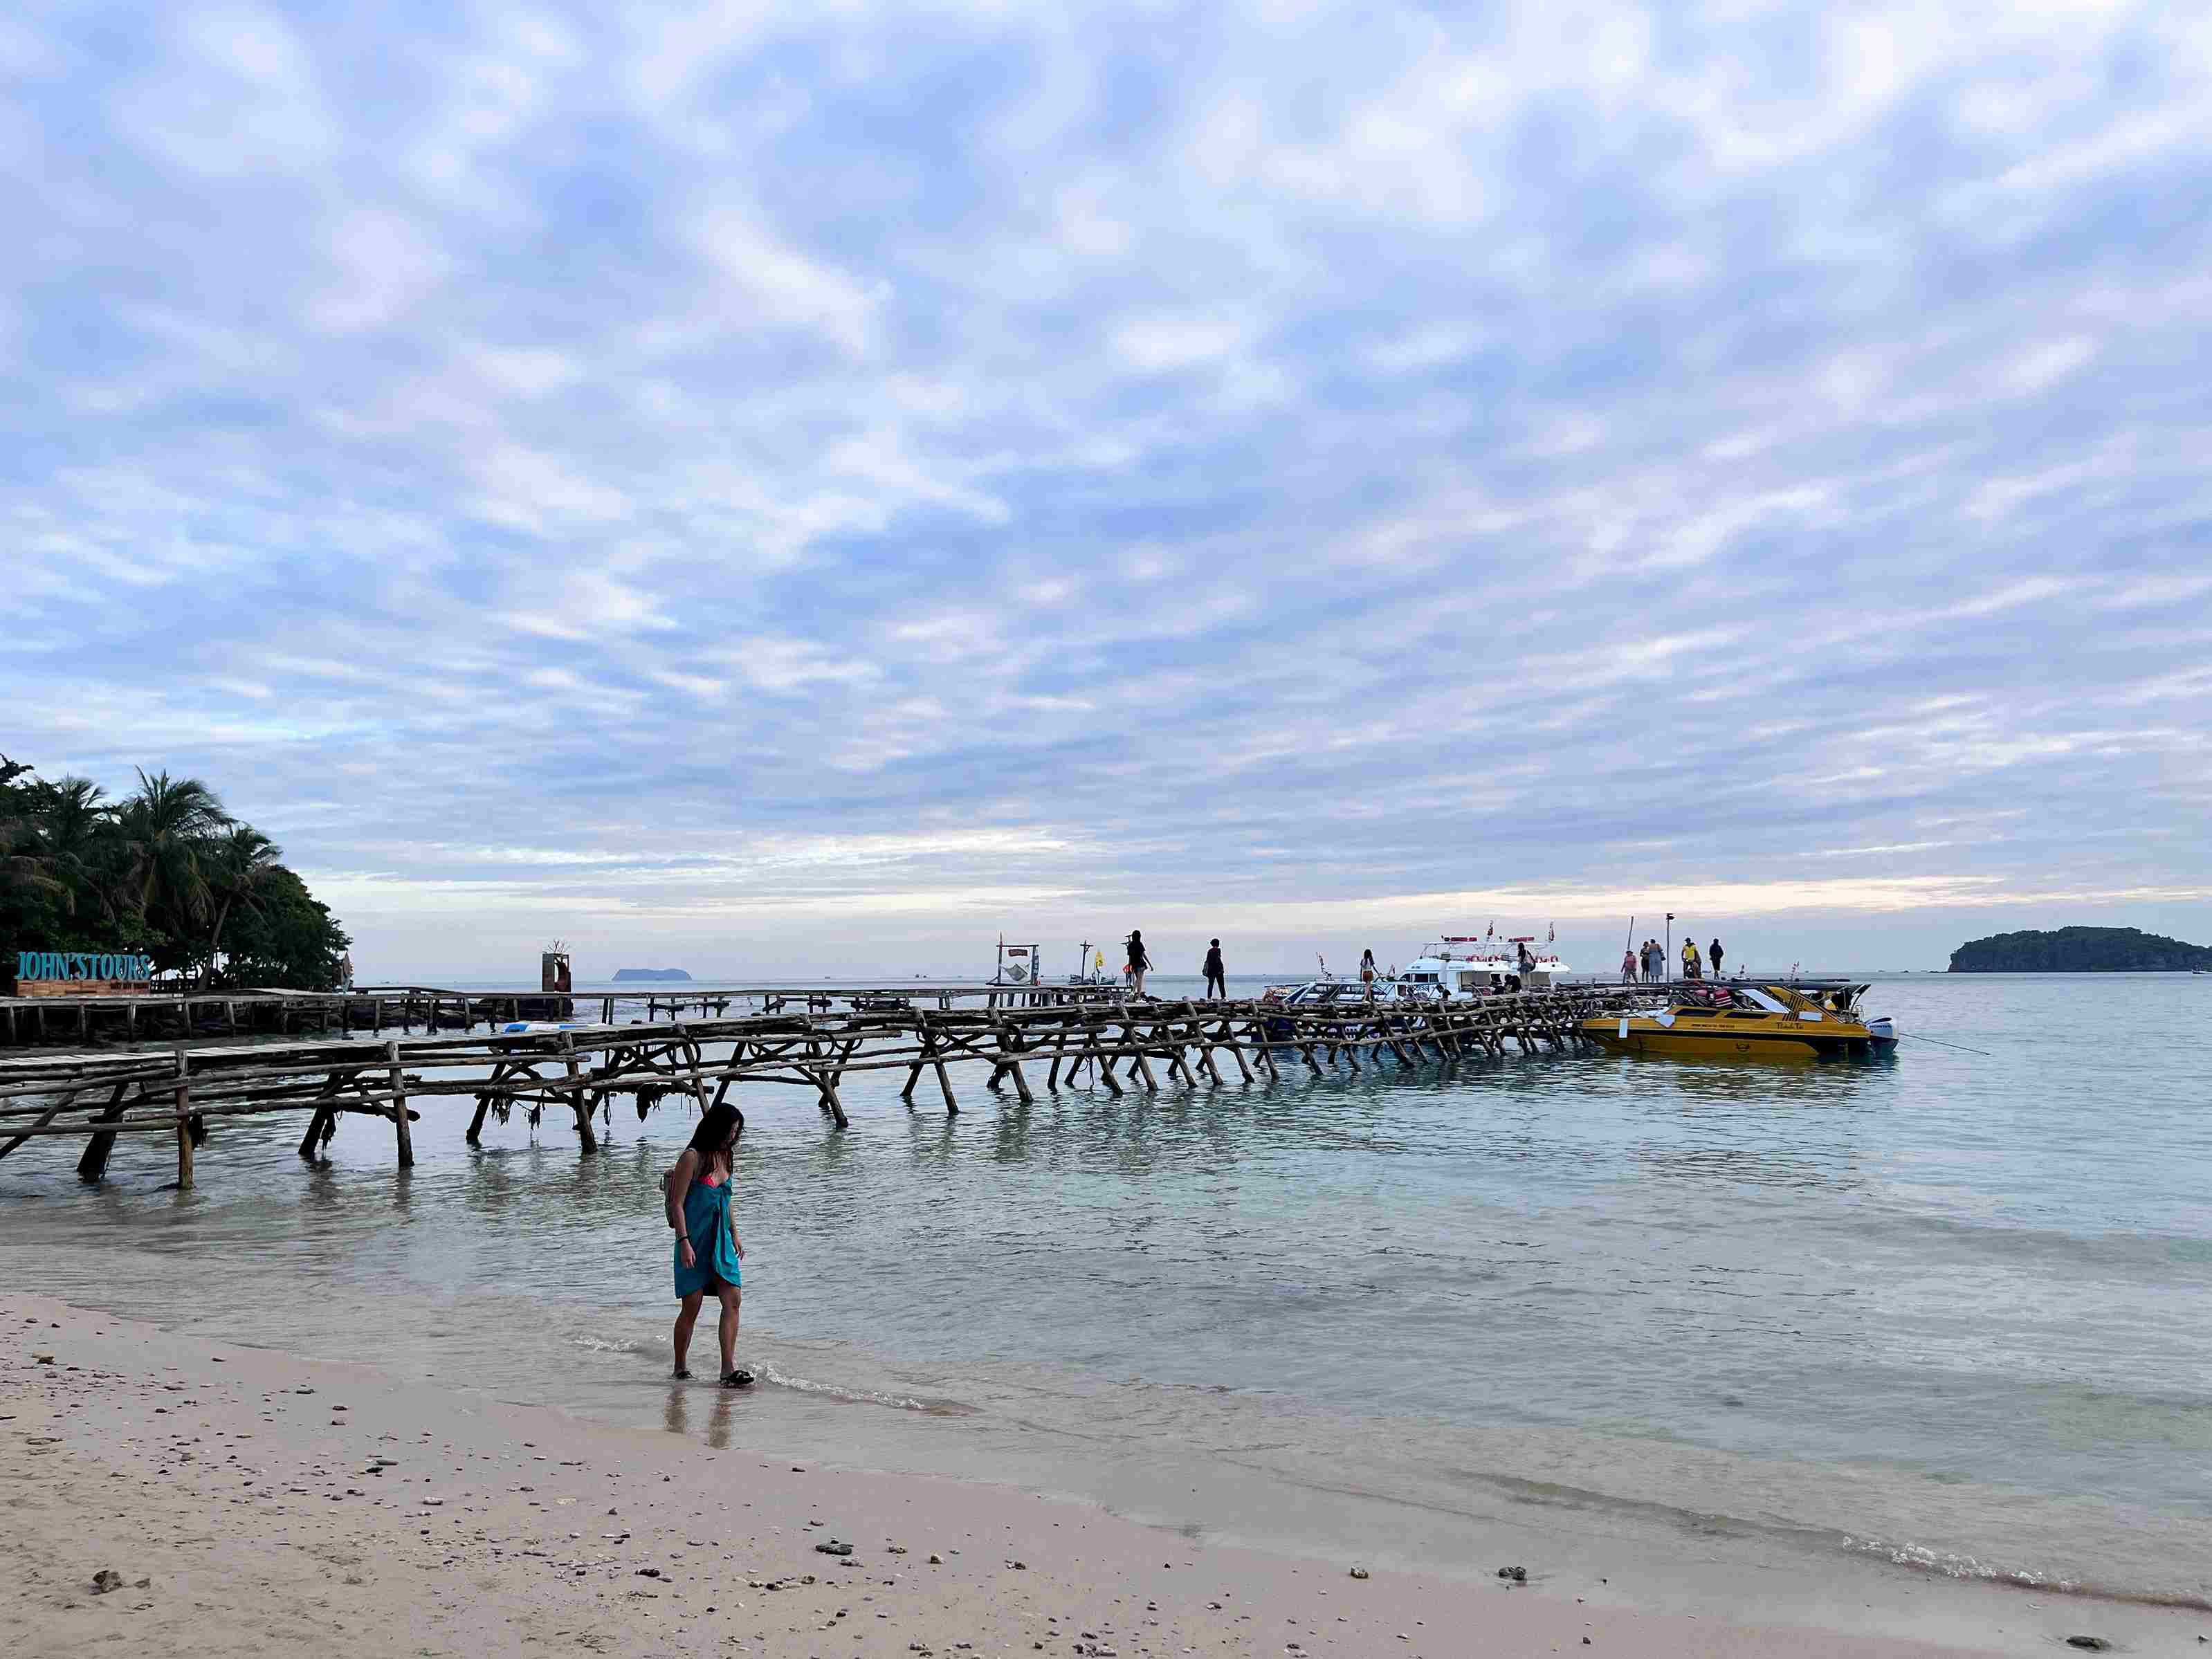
4,0 -> 2210,975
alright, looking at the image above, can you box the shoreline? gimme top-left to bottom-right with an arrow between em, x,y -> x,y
7,1292 -> 2204,1656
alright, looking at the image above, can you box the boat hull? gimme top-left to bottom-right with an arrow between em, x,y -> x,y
1584,1015 -> 1894,1061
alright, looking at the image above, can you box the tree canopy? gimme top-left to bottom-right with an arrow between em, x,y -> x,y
0,755 -> 350,989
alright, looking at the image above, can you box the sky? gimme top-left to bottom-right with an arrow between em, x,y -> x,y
6,0 -> 2211,982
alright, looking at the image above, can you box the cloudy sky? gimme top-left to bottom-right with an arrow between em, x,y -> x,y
8,0 -> 2210,980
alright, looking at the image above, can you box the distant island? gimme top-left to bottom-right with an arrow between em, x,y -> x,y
611,967 -> 693,982
1948,927 -> 2212,973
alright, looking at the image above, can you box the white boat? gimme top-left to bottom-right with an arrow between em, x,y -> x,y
1401,935 -> 1570,996
1261,933 -> 1569,1010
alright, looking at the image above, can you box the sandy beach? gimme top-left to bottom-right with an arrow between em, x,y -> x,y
6,1291 -> 2200,1658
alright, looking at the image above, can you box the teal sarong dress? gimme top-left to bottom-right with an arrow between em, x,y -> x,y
673,1174 -> 742,1299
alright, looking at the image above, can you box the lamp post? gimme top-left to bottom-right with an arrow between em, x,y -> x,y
1665,913 -> 1674,983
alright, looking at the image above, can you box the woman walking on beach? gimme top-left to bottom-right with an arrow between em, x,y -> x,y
666,1103 -> 751,1387
1126,930 -> 1151,997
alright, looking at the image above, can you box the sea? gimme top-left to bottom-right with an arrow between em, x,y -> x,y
3,971 -> 2206,1609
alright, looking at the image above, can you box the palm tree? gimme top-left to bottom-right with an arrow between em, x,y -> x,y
0,810 -> 67,927
0,756 -> 69,953
203,825 -> 283,986
117,769 -> 232,948
35,776 -> 119,926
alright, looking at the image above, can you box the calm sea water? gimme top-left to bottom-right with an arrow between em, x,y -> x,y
3,973 -> 2207,1606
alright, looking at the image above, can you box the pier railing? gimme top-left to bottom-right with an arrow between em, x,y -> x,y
0,987 -> 1659,1189
0,980 -> 1134,1049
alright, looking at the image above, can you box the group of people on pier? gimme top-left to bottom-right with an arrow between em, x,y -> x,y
1119,930 -> 1230,999
1623,936 -> 1726,982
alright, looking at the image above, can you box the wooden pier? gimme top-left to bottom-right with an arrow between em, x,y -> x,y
0,987 -> 1654,1190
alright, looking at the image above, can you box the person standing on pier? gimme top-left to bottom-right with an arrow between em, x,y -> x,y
1360,947 -> 1377,996
667,1103 -> 750,1387
1126,930 -> 1152,997
1203,938 -> 1227,1000
1681,937 -> 1701,980
1621,945 -> 1638,983
1709,937 -> 1726,978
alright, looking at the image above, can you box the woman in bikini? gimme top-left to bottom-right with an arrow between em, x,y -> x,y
666,1103 -> 751,1386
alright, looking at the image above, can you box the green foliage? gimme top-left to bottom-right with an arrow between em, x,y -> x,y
0,754 -> 350,989
1948,926 -> 2212,972
215,867 -> 352,991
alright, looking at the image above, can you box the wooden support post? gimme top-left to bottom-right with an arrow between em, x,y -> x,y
561,1033 -> 596,1152
1191,1011 -> 1225,1085
935,1048 -> 958,1114
815,1068 -> 850,1129
1128,1036 -> 1160,1094
387,1039 -> 414,1168
76,1085 -> 130,1181
299,1072 -> 345,1161
996,1023 -> 1035,1104
173,1054 -> 194,1190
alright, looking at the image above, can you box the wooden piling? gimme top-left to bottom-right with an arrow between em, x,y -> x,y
560,1032 -> 595,1153
173,1054 -> 193,1190
387,1040 -> 414,1168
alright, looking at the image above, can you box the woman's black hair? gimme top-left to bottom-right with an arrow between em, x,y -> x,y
687,1102 -> 744,1156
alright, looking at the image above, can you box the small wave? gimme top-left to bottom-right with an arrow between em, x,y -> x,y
567,1332 -> 647,1355
1844,1537 -> 2212,1613
753,1359 -> 974,1417
1845,1534 -> 2075,1591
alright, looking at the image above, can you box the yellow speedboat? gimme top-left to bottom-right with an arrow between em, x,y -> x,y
1584,981 -> 1896,1061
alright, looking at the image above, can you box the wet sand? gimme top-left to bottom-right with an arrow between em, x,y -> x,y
3,1291 -> 2197,1657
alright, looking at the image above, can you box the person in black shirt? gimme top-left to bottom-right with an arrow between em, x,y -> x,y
1203,939 -> 1226,1000
1126,930 -> 1152,997
1709,937 -> 1726,978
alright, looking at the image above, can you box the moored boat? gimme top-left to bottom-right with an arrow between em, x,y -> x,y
1403,935 -> 1570,994
1584,980 -> 1896,1061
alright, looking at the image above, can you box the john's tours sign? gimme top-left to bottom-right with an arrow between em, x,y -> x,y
12,950 -> 156,998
